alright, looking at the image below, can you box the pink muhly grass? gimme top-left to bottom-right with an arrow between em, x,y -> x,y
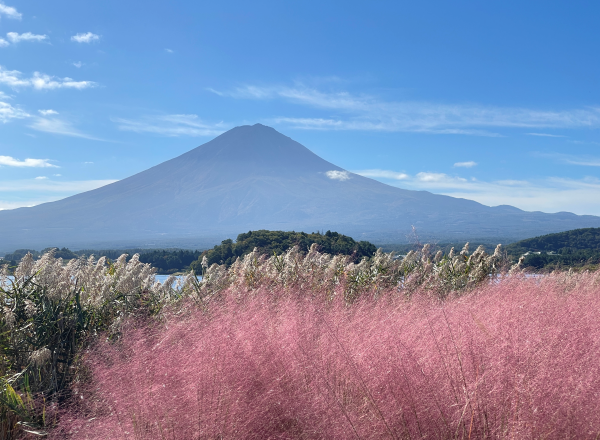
52,274 -> 600,439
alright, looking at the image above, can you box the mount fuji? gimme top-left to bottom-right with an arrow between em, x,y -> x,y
1,124 -> 599,251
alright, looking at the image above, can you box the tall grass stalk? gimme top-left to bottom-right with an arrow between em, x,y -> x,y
0,250 -> 180,437
53,268 -> 600,439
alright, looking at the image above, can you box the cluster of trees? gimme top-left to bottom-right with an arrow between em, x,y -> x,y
517,249 -> 600,270
137,250 -> 202,273
506,228 -> 600,254
190,230 -> 377,272
1,248 -> 202,274
505,228 -> 600,270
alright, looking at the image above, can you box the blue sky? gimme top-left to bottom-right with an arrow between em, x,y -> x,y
1,0 -> 600,214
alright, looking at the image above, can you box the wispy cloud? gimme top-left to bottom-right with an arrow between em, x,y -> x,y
0,179 -> 117,210
165,48 -> 174,53
0,200 -> 50,210
526,133 -> 566,138
29,118 -> 103,140
353,169 -> 409,180
415,172 -> 468,185
0,37 -> 8,47
72,61 -> 82,68
0,100 -> 29,122
38,109 -> 58,116
34,176 -> 47,180
0,2 -> 21,20
71,32 -> 100,43
0,156 -> 58,168
113,114 -> 227,137
454,161 -> 477,168
354,168 -> 600,215
210,84 -> 600,136
6,32 -> 47,43
0,179 -> 116,192
535,152 -> 600,167
0,66 -> 96,90
268,117 -> 502,137
568,140 -> 600,146
563,158 -> 600,167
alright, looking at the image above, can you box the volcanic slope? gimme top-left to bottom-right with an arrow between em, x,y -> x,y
1,124 -> 600,251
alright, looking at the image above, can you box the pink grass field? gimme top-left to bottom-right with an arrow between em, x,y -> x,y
52,274 -> 600,439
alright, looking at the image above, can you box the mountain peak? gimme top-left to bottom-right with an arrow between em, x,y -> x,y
180,124 -> 338,174
1,125 -> 600,252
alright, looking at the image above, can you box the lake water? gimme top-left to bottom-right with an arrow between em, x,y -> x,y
155,274 -> 191,284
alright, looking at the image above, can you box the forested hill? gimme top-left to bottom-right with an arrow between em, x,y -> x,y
190,230 -> 377,271
505,228 -> 600,270
506,228 -> 600,254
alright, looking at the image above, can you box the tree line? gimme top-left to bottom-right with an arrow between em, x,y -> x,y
1,248 -> 202,274
1,230 -> 378,274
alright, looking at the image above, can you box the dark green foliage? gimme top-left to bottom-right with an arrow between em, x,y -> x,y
190,230 -> 377,271
2,248 -> 202,274
520,249 -> 600,270
505,228 -> 600,270
137,250 -> 201,273
2,250 -> 40,262
506,228 -> 600,254
378,241 -> 503,256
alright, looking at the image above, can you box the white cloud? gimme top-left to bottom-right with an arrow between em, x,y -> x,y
454,161 -> 477,168
0,100 -> 29,122
30,73 -> 95,90
325,170 -> 351,181
0,200 -> 50,210
559,155 -> 600,167
442,177 -> 600,216
34,176 -> 47,180
53,173 -> 61,176
211,83 -> 600,136
71,32 -> 100,43
0,156 -> 58,168
353,169 -> 408,180
415,172 -> 468,184
0,179 -> 116,192
72,61 -> 82,68
38,109 -> 58,116
355,168 -> 600,215
536,152 -> 600,167
0,2 -> 21,19
113,115 -> 227,137
6,32 -> 47,43
0,38 -> 8,47
165,48 -> 173,53
568,140 -> 600,146
29,118 -> 103,140
526,133 -> 566,138
564,158 -> 600,167
0,66 -> 96,90
0,179 -> 117,210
